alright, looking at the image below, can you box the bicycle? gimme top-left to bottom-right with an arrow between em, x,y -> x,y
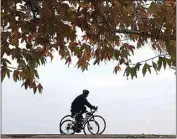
59,106 -> 106,134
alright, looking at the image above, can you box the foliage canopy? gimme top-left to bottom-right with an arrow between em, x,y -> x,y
1,0 -> 176,93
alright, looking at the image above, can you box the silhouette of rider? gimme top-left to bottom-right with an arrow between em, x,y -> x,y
71,89 -> 97,122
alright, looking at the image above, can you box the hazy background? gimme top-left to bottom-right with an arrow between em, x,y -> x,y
2,46 -> 176,134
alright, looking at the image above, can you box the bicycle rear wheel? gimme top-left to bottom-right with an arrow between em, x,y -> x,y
91,115 -> 106,134
60,115 -> 73,124
83,120 -> 99,135
60,119 -> 75,134
59,115 -> 73,134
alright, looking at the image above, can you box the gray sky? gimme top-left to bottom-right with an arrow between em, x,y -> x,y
2,45 -> 176,134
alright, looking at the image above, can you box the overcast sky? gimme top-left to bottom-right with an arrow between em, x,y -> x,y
2,43 -> 176,134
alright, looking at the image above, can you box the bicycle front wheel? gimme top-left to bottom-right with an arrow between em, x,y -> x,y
91,115 -> 106,134
83,120 -> 99,135
60,119 -> 75,135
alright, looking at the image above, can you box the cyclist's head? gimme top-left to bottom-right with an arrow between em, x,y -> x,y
83,89 -> 89,97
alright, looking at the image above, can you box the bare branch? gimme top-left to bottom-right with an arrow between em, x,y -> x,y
129,53 -> 169,65
6,66 -> 21,70
115,29 -> 176,40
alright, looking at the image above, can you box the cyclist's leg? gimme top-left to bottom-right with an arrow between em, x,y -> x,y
71,109 -> 76,118
75,107 -> 87,130
80,106 -> 87,118
77,106 -> 87,123
71,109 -> 82,131
70,108 -> 82,132
82,106 -> 88,113
71,108 -> 80,121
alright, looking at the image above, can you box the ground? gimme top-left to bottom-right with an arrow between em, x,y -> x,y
1,134 -> 176,138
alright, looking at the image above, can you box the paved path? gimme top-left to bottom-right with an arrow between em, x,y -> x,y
1,134 -> 176,138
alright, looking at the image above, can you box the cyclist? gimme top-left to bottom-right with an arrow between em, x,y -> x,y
70,89 -> 97,132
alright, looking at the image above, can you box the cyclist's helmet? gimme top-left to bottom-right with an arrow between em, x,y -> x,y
83,89 -> 89,95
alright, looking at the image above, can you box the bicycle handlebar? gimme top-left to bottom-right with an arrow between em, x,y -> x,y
90,106 -> 98,113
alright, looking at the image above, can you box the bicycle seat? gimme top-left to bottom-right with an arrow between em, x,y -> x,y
86,112 -> 92,116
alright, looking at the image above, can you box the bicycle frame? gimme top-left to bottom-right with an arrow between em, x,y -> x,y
81,108 -> 97,125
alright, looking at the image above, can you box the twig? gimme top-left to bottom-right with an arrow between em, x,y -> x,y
97,3 -> 115,30
129,53 -> 169,65
34,78 -> 40,84
115,29 -> 176,40
6,65 -> 21,70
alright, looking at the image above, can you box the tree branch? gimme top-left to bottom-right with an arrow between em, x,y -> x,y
129,53 -> 169,65
95,2 -> 175,41
6,65 -> 21,70
115,29 -> 176,40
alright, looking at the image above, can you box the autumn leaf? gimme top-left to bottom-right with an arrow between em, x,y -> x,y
1,68 -> 6,82
13,70 -> 19,82
47,52 -> 54,61
112,0 -> 118,7
1,58 -> 11,66
119,58 -> 125,65
142,63 -> 152,76
65,56 -> 71,66
31,81 -> 37,94
158,57 -> 163,70
34,69 -> 39,79
152,61 -> 158,74
37,83 -> 43,93
82,35 -> 89,42
113,65 -> 121,74
83,53 -> 91,61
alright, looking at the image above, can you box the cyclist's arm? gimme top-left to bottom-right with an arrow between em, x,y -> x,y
84,98 -> 95,109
